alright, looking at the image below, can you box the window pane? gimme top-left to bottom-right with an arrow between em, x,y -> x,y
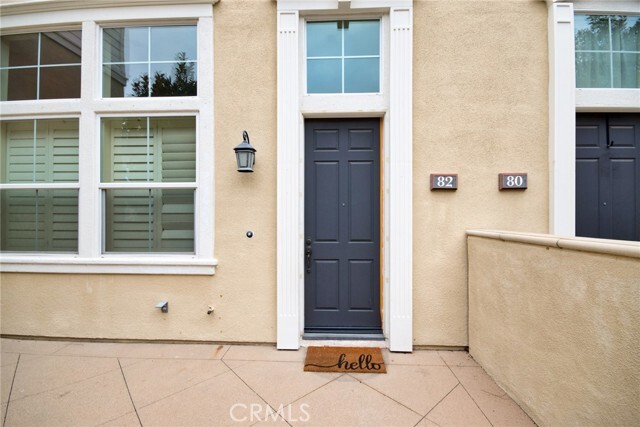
39,66 -> 81,99
103,27 -> 148,63
0,31 -> 81,100
40,31 -> 82,65
104,189 -> 194,253
150,26 -> 197,62
102,63 -> 148,97
0,189 -> 78,252
307,59 -> 342,93
576,52 -> 611,88
613,53 -> 640,88
1,68 -> 37,101
101,117 -> 196,183
0,33 -> 38,67
611,15 -> 639,52
344,58 -> 379,93
575,15 -> 610,51
307,21 -> 341,57
1,119 -> 79,184
150,62 -> 197,97
344,20 -> 380,56
103,26 -> 197,98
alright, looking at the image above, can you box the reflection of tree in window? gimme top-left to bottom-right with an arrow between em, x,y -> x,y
575,14 -> 640,88
130,52 -> 196,97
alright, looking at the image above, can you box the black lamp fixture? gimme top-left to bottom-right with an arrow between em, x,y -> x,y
234,130 -> 256,173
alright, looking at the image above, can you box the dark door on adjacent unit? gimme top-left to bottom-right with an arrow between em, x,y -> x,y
304,118 -> 382,334
576,113 -> 640,241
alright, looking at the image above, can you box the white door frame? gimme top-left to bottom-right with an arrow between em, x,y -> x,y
276,0 -> 414,352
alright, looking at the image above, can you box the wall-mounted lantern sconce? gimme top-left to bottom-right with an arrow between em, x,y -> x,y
234,131 -> 256,173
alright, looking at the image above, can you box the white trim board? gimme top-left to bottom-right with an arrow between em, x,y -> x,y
276,0 -> 413,352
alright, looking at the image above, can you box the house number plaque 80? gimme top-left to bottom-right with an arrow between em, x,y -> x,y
499,173 -> 528,190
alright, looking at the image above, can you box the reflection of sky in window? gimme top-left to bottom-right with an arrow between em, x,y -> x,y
307,22 -> 341,57
151,27 -> 197,61
124,27 -> 148,62
306,20 -> 380,94
344,21 -> 379,56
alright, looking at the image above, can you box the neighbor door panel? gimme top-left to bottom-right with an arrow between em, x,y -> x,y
576,114 -> 639,241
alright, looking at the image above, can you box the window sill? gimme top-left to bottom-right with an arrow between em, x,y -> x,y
0,255 -> 217,275
575,88 -> 640,112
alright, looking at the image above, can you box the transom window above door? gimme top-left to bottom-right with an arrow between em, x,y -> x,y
574,14 -> 640,88
306,20 -> 380,94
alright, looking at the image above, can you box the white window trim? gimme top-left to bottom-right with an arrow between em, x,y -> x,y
276,0 -> 413,352
547,0 -> 640,237
0,4 -> 216,275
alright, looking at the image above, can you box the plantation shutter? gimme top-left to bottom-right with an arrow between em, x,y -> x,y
158,123 -> 195,251
104,117 -> 194,252
1,120 -> 79,251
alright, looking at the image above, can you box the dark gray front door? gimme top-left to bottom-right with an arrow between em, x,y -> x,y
304,118 -> 381,334
576,113 -> 640,241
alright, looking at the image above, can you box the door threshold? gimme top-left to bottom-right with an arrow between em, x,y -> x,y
303,333 -> 385,341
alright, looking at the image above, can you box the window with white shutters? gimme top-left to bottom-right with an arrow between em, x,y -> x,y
1,119 -> 79,252
101,117 -> 195,253
0,4 -> 215,275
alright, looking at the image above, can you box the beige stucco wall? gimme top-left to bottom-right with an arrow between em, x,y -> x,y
412,0 -> 549,346
2,0 -> 550,346
0,0 -> 278,343
468,234 -> 640,426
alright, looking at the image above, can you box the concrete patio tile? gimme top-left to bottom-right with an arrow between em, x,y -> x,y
121,358 -> 230,408
438,351 -> 480,367
285,374 -> 422,426
99,411 -> 141,427
452,367 -> 536,427
224,359 -> 253,370
415,417 -> 440,427
55,341 -> 230,360
1,353 -> 20,367
356,364 -> 459,415
1,362 -> 17,405
251,413 -> 290,426
223,345 -> 306,362
137,370 -> 265,426
4,369 -> 134,426
0,339 -> 71,355
232,360 -> 340,407
9,354 -> 120,402
425,384 -> 492,427
382,349 -> 446,366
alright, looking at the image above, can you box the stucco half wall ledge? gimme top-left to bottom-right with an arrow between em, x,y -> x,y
466,230 -> 640,259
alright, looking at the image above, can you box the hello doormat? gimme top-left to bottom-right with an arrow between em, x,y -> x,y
304,346 -> 386,373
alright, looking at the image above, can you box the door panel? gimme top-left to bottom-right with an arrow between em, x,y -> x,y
576,114 -> 640,241
305,118 -> 381,334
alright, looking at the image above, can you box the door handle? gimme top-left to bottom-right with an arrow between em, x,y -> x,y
305,239 -> 312,274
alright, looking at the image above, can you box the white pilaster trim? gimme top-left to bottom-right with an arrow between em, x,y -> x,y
548,2 -> 576,237
276,1 -> 413,352
388,6 -> 413,352
197,15 -> 215,260
276,10 -> 302,350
